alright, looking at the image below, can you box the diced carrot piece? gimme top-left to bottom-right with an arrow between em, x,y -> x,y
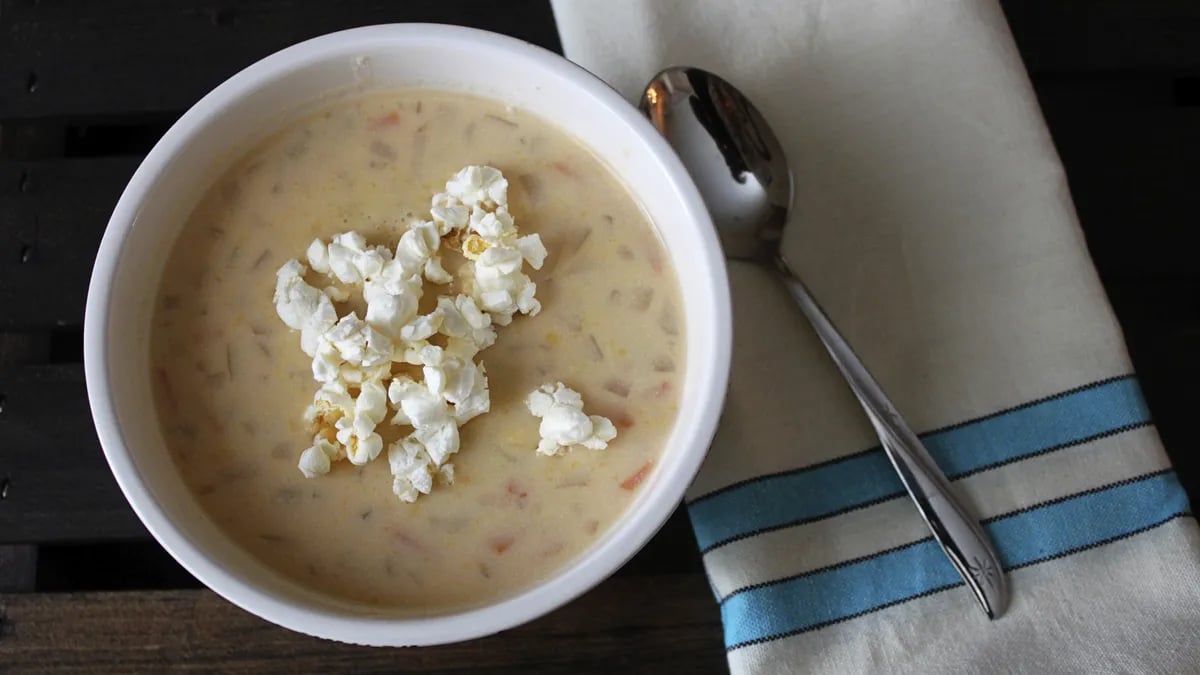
506,480 -> 528,499
369,111 -> 401,129
489,535 -> 515,554
600,408 -> 638,427
551,161 -> 573,176
620,461 -> 654,490
648,252 -> 663,275
392,531 -> 423,550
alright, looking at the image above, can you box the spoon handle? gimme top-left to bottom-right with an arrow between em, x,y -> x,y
773,255 -> 1009,620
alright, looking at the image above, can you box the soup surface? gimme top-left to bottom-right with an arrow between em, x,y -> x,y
151,90 -> 684,612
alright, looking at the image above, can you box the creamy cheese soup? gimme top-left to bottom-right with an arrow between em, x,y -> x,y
151,91 -> 685,612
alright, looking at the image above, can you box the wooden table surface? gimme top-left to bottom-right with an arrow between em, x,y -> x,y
1,2 -> 1197,672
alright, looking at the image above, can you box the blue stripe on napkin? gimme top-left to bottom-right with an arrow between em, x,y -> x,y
721,470 -> 1192,651
689,376 -> 1151,552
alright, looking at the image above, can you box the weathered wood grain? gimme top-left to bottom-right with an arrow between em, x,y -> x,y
0,0 -> 564,120
0,575 -> 726,673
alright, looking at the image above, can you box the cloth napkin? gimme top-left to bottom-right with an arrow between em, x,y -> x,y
551,1 -> 1200,672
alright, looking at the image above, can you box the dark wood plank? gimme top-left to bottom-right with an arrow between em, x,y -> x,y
0,575 -> 725,673
1001,0 -> 1200,74
0,158 -> 139,329
0,364 -> 145,543
0,334 -> 47,590
0,545 -> 37,592
0,0 -> 563,120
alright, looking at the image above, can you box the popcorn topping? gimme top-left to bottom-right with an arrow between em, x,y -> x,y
525,383 -> 618,456
469,245 -> 540,326
387,438 -> 434,502
516,234 -> 548,270
431,192 -> 469,234
387,437 -> 455,504
393,221 -> 442,276
468,206 -> 517,241
336,379 -> 388,465
445,164 -> 508,209
437,294 -> 496,355
272,166 -> 554,503
297,436 -> 341,478
388,375 -> 452,428
317,231 -> 392,285
273,260 -> 337,357
325,314 -> 394,368
451,364 -> 491,424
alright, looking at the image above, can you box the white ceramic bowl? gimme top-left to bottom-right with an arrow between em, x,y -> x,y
84,24 -> 730,646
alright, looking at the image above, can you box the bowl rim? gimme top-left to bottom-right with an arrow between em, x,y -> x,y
84,23 -> 731,646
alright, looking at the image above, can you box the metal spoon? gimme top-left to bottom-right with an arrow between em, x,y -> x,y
641,66 -> 1008,619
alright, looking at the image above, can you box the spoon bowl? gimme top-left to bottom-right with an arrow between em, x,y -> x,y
640,68 -> 790,260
